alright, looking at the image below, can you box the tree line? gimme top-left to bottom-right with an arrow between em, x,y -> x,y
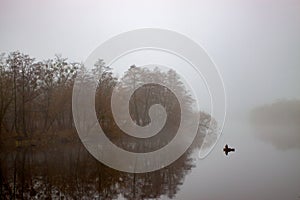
0,51 -> 218,199
0,51 -> 81,137
0,51 -> 216,150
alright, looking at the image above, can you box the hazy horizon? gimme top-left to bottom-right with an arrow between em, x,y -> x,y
1,0 -> 299,199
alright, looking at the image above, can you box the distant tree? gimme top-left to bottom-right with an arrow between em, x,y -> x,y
0,53 -> 13,135
6,51 -> 35,136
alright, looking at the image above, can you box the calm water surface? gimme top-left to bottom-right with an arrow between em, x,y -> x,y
1,119 -> 300,200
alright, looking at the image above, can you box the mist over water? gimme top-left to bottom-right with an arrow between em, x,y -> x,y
1,0 -> 300,199
250,99 -> 300,150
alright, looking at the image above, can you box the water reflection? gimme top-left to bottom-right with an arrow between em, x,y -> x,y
0,142 -> 198,200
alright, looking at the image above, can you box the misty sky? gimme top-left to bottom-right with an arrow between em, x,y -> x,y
1,0 -> 300,199
1,0 -> 300,116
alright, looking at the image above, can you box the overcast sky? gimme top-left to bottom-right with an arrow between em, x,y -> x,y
1,0 -> 299,116
1,0 -> 300,199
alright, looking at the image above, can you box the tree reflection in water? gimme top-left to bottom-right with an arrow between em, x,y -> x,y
0,141 -> 196,199
0,112 -> 216,200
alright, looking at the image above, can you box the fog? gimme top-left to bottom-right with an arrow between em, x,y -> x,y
1,0 -> 299,115
1,0 -> 299,199
250,100 -> 300,150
